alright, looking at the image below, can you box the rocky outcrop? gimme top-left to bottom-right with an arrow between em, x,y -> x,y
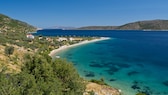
84,82 -> 121,95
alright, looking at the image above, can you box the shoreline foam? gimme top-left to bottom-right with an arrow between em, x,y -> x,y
49,37 -> 110,57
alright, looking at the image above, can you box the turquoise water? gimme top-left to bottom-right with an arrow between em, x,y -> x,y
36,30 -> 168,95
56,37 -> 168,95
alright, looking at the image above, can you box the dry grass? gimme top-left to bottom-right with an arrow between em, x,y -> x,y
0,45 -> 33,73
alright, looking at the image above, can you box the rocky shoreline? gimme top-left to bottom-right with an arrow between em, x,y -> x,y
84,82 -> 121,95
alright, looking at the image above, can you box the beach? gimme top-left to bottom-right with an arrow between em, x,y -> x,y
49,37 -> 110,57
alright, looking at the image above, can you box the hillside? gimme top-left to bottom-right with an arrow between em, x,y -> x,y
0,14 -> 36,73
0,14 -> 36,33
0,14 -> 86,94
78,20 -> 168,30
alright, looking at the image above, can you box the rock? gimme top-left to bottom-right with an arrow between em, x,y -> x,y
84,82 -> 121,95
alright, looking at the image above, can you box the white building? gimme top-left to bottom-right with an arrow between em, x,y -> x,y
69,37 -> 74,41
26,34 -> 34,39
57,37 -> 68,41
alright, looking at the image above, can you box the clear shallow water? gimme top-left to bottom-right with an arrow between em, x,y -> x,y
36,30 -> 168,95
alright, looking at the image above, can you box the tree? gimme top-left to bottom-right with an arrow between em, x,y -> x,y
52,59 -> 85,94
0,53 -> 85,95
0,73 -> 20,95
5,46 -> 14,56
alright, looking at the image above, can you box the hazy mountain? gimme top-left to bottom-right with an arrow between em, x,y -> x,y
46,26 -> 76,30
78,20 -> 168,30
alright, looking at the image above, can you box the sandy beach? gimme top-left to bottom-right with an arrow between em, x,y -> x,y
49,37 -> 110,57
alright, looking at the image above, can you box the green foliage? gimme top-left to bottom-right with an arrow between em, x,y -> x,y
52,59 -> 85,94
0,73 -> 20,95
5,46 -> 14,56
0,53 -> 85,95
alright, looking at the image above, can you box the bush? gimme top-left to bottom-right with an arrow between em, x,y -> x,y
0,53 -> 86,95
5,46 -> 14,56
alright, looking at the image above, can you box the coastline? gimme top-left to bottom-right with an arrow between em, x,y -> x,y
49,37 -> 110,57
49,37 -> 123,95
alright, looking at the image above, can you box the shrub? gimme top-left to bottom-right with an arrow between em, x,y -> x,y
5,46 -> 14,56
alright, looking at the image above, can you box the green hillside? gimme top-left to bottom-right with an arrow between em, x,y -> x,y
0,14 -> 86,95
0,14 -> 36,33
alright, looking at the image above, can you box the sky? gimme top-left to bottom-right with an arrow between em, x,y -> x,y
0,0 -> 168,28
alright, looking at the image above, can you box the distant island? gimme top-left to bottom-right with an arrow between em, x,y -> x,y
78,20 -> 168,30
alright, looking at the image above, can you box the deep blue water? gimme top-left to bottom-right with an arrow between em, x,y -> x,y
35,29 -> 168,95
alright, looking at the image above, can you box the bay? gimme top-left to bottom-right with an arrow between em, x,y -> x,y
36,30 -> 168,95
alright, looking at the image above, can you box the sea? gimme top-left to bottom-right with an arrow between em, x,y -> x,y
34,29 -> 168,95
